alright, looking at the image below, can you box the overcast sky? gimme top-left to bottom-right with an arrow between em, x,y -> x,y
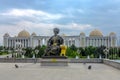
0,0 -> 120,45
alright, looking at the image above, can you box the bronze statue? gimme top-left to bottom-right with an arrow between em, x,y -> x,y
44,28 -> 64,56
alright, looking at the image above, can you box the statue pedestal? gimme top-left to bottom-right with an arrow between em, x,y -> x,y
41,56 -> 68,66
41,56 -> 67,59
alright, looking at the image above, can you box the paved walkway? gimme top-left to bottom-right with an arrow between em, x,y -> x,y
0,63 -> 120,80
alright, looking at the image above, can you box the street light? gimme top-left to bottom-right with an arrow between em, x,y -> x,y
32,51 -> 35,59
99,53 -> 102,59
34,49 -> 39,63
15,49 -> 18,58
17,47 -> 22,58
103,48 -> 109,59
22,50 -> 26,58
8,50 -> 12,58
76,49 -> 81,59
35,49 -> 39,58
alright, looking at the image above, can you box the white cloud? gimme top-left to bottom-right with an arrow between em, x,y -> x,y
0,9 -> 64,20
0,21 -> 93,36
15,21 -> 93,31
0,8 -> 93,45
68,23 -> 92,30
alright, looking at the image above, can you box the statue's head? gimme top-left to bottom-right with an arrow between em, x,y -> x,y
53,28 -> 59,35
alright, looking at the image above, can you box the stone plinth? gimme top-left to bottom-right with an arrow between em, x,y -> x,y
41,57 -> 68,66
41,56 -> 67,59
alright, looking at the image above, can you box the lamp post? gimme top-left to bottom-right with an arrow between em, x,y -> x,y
17,47 -> 22,58
76,49 -> 81,59
32,51 -> 35,59
12,48 -> 16,58
35,49 -> 39,63
31,47 -> 35,59
35,49 -> 39,58
15,49 -> 18,58
103,48 -> 109,59
22,50 -> 26,59
8,50 -> 12,58
99,54 -> 102,59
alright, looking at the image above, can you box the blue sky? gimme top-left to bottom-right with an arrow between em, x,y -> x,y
0,0 -> 120,45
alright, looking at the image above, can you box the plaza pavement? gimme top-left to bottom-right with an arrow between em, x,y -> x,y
0,63 -> 120,80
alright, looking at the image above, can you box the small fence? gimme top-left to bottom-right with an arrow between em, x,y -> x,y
69,58 -> 103,63
0,58 -> 103,63
0,58 -> 41,63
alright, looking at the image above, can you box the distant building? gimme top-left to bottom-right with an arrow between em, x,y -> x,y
3,29 -> 117,49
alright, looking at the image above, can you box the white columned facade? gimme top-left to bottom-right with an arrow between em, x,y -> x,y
3,30 -> 117,49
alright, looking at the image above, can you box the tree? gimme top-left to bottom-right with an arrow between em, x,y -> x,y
78,47 -> 86,56
37,45 -> 46,57
35,45 -> 41,50
84,46 -> 96,58
69,44 -> 77,51
24,47 -> 33,58
66,47 -> 76,58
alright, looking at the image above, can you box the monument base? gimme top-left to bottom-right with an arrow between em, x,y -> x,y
41,56 -> 68,66
41,56 -> 67,59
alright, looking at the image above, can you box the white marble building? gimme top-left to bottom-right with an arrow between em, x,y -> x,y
3,29 -> 117,49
